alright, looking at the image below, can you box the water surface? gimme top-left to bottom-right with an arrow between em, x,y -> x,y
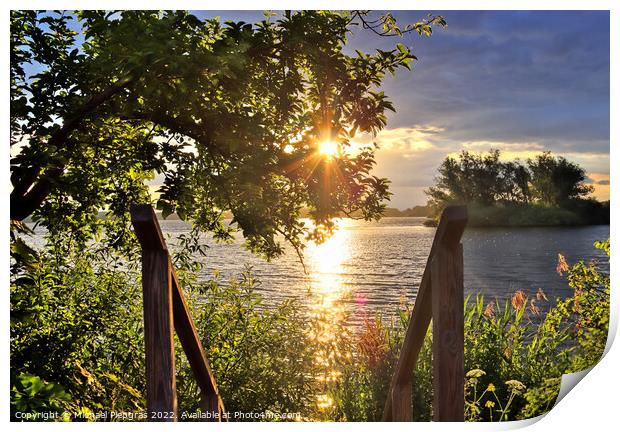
158,217 -> 609,326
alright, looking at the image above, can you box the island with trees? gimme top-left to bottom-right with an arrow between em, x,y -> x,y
423,149 -> 609,227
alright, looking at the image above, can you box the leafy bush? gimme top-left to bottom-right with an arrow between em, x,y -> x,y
10,226 -> 323,421
175,269 -> 320,419
10,231 -> 146,419
11,372 -> 71,420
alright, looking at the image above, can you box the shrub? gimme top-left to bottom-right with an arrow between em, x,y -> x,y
330,239 -> 610,421
10,232 -> 146,419
10,227 -> 322,421
176,269 -> 320,419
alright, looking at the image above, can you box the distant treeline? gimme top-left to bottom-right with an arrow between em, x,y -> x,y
424,150 -> 609,227
381,206 -> 431,217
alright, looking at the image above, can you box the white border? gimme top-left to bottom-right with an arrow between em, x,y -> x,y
2,1 -> 617,430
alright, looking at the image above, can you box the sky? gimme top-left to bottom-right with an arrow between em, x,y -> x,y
200,10 -> 610,208
18,11 -> 609,209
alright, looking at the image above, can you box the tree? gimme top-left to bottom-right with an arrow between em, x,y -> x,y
10,10 -> 445,258
425,149 -> 593,211
527,152 -> 593,207
425,149 -> 522,208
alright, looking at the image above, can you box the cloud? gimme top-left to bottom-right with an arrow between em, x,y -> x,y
192,11 -> 611,208
585,172 -> 610,201
373,126 -> 444,156
458,141 -> 546,160
365,124 -> 610,208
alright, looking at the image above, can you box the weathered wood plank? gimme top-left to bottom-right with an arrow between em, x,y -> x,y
169,259 -> 226,421
131,204 -> 167,250
199,392 -> 224,421
132,204 -> 226,421
382,271 -> 432,420
382,205 -> 467,421
431,244 -> 464,421
391,383 -> 413,421
142,250 -> 177,421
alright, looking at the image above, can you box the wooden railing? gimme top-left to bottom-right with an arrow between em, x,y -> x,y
131,203 -> 465,421
131,204 -> 226,422
383,205 -> 468,421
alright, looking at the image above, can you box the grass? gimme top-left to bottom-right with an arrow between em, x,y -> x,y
328,239 -> 609,421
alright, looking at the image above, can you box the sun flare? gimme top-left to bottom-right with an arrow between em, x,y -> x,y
318,140 -> 339,158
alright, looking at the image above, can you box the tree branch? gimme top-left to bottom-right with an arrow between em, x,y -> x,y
10,77 -> 135,221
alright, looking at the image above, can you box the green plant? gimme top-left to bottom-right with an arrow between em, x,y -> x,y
10,236 -> 146,419
11,214 -> 609,423
11,10 -> 447,264
331,239 -> 609,422
10,372 -> 71,420
175,268 -> 320,419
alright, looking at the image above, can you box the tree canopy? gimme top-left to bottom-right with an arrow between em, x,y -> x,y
425,150 -> 595,210
10,10 -> 444,259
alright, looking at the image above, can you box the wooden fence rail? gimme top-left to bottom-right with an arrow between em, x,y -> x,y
131,204 -> 226,422
382,205 -> 468,421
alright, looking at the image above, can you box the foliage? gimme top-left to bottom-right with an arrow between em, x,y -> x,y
329,314 -> 403,421
10,231 -> 323,421
10,229 -> 609,421
426,149 -> 529,207
10,10 -> 444,261
528,152 -> 593,207
175,269 -> 319,419
10,229 -> 146,419
425,149 -> 606,226
11,372 -> 71,420
329,239 -> 610,421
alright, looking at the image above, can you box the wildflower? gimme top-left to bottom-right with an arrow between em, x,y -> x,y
556,254 -> 569,275
529,299 -> 541,316
511,290 -> 527,311
503,346 -> 513,361
484,302 -> 495,318
466,369 -> 486,379
485,400 -> 495,408
486,383 -> 496,392
536,287 -> 548,301
505,380 -> 526,395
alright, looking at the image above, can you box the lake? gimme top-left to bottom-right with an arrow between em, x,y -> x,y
26,217 -> 609,328
155,217 -> 609,327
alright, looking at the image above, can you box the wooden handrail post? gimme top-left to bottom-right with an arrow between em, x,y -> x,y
381,205 -> 467,422
391,382 -> 413,421
431,244 -> 464,421
142,249 -> 178,421
131,204 -> 226,422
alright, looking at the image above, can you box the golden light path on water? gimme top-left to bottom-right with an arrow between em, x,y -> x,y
304,219 -> 353,412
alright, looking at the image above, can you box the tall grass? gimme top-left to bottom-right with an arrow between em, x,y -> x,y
328,239 -> 609,421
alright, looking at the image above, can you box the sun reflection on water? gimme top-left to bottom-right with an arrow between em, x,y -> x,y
305,219 -> 352,412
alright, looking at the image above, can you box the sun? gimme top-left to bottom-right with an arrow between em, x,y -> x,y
318,140 -> 339,158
